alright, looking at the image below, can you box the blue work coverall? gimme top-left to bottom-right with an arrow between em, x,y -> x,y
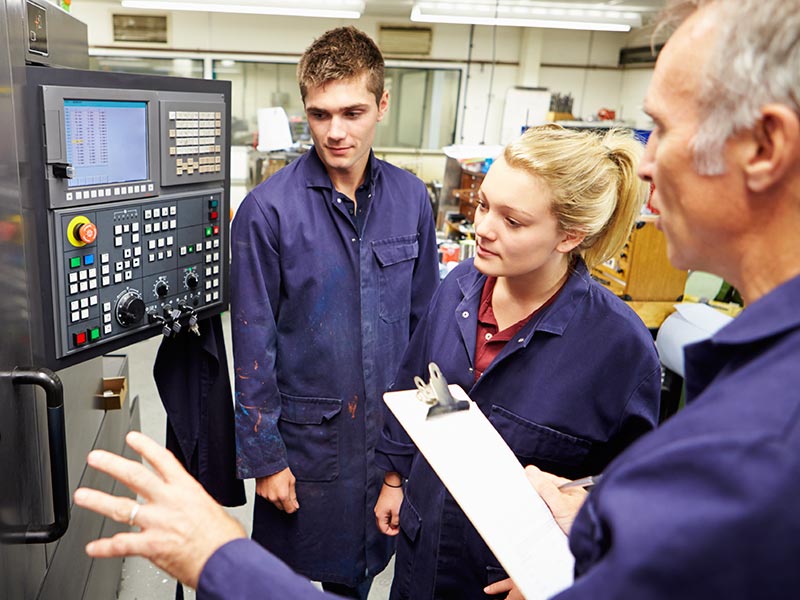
376,258 -> 662,599
230,148 -> 439,586
556,273 -> 800,599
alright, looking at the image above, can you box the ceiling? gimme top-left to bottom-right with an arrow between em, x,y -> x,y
361,0 -> 667,19
85,0 -> 668,21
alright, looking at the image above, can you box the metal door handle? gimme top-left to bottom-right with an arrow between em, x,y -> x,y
0,367 -> 69,544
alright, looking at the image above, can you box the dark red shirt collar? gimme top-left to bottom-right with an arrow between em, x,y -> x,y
474,276 -> 563,381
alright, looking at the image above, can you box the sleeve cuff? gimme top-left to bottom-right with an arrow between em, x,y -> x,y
198,538 -> 329,599
375,434 -> 417,478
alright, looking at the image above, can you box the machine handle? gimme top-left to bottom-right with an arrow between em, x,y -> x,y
0,367 -> 69,544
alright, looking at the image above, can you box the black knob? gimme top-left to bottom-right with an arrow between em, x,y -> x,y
53,162 -> 74,179
155,280 -> 169,298
185,272 -> 199,290
116,292 -> 146,327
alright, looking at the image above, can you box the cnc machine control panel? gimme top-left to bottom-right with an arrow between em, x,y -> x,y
27,68 -> 232,369
56,191 -> 223,355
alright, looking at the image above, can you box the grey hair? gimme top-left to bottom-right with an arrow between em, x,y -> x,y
659,0 -> 800,175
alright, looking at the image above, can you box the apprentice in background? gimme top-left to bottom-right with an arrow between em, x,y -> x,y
229,26 -> 439,599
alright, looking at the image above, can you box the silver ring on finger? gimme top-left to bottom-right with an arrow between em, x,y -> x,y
128,502 -> 141,527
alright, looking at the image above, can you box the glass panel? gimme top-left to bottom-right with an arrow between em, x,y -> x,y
89,56 -> 204,79
213,60 -> 304,146
212,59 -> 460,150
377,67 -> 460,149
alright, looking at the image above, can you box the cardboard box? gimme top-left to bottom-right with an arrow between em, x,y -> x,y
95,376 -> 127,410
94,354 -> 129,410
546,111 -> 575,122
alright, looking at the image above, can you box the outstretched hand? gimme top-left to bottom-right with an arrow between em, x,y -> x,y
73,431 -> 246,589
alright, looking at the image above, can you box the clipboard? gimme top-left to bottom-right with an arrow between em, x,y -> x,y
384,363 -> 574,599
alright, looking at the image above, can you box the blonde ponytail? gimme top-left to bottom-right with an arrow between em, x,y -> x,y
582,130 -> 650,267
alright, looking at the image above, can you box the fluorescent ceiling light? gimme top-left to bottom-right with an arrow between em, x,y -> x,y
120,0 -> 365,19
411,2 -> 643,32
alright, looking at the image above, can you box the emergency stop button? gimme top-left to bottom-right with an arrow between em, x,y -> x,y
75,221 -> 97,244
66,215 -> 98,247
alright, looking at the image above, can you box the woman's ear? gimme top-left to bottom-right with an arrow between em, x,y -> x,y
743,104 -> 800,193
556,230 -> 585,254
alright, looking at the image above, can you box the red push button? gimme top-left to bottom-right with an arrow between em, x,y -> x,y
73,331 -> 87,346
213,225 -> 220,235
209,211 -> 219,221
75,222 -> 98,244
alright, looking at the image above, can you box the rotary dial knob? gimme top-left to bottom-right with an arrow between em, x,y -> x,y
154,278 -> 169,299
116,291 -> 146,327
184,271 -> 199,290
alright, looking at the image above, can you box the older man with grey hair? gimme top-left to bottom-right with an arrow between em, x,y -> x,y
513,1 -> 800,598
74,1 -> 800,597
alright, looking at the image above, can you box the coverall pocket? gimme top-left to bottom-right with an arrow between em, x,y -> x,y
489,405 -> 593,477
398,497 -> 422,542
393,497 -> 422,598
372,235 -> 419,323
278,394 -> 342,482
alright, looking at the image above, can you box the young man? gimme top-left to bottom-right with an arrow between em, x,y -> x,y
76,0 -> 800,597
229,26 -> 439,599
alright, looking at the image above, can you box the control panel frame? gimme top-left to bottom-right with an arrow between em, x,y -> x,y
24,66 -> 232,371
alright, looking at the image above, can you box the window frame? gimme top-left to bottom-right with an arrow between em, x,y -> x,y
88,47 -> 467,151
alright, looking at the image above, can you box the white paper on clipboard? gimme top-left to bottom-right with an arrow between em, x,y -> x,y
384,385 -> 574,600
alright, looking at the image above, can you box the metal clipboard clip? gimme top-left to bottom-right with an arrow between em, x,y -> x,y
414,362 -> 470,419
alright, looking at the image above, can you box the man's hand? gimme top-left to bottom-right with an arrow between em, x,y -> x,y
373,473 -> 403,536
73,431 -> 246,589
525,465 -> 588,536
483,577 -> 525,599
256,467 -> 300,513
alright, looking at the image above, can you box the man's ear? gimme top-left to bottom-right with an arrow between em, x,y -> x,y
377,90 -> 389,122
744,103 -> 800,193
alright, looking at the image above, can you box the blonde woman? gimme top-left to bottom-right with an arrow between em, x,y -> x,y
374,125 -> 662,600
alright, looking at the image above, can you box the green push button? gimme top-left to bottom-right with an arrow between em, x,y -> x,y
70,257 -> 81,269
205,227 -> 213,237
89,327 -> 101,341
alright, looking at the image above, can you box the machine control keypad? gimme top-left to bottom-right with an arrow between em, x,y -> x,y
56,191 -> 225,356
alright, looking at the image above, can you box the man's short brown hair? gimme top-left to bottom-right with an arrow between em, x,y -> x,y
297,26 -> 385,106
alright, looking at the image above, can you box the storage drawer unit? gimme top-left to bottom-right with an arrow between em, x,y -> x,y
591,220 -> 688,301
